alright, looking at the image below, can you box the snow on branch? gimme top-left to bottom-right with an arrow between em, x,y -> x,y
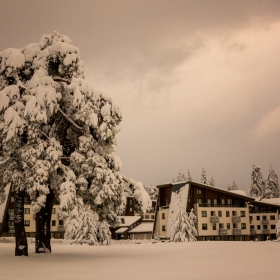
52,76 -> 71,85
56,107 -> 83,132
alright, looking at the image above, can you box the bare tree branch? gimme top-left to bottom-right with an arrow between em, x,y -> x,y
52,76 -> 71,85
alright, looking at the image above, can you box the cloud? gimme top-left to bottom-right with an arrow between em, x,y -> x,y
251,106 -> 280,139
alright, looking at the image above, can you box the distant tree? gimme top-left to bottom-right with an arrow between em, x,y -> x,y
200,168 -> 208,185
171,206 -> 197,242
173,170 -> 187,183
264,164 -> 279,198
209,177 -> 215,187
228,181 -> 238,190
249,164 -> 265,197
145,185 -> 158,201
187,169 -> 192,181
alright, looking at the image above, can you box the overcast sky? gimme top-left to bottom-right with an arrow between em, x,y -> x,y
1,0 -> 280,192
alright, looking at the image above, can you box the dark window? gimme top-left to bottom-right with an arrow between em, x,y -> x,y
162,213 -> 165,220
270,215 -> 275,220
52,208 -> 56,214
250,225 -> 254,229
59,220 -> 64,226
201,211 -> 207,217
162,225 -> 166,231
241,223 -> 246,229
226,211 -> 230,217
271,225 -> 275,230
211,211 -> 215,216
232,211 -> 237,216
24,208 -> 30,214
145,215 -> 149,219
218,211 -> 222,217
52,220 -> 56,227
257,216 -> 260,220
240,211 -> 245,217
262,216 -> 267,220
212,224 -> 216,230
249,216 -> 253,221
227,223 -> 230,229
24,220 -> 30,227
263,225 -> 267,229
257,225 -> 261,230
219,223 -> 224,229
202,224 -> 207,230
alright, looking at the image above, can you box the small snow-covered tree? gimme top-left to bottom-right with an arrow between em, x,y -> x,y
200,168 -> 208,185
173,170 -> 187,183
228,181 -> 238,190
264,164 -> 279,198
145,185 -> 158,201
249,164 -> 265,197
170,205 -> 197,242
187,169 -> 192,181
209,177 -> 215,187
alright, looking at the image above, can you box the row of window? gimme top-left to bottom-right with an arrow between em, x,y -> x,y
9,208 -> 57,214
250,215 -> 275,220
250,225 -> 275,230
9,220 -> 64,227
197,198 -> 234,205
202,223 -> 246,230
201,210 -> 246,217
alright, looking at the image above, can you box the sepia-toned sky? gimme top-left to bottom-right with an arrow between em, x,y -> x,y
1,0 -> 280,192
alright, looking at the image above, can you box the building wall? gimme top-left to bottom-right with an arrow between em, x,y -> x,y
129,232 -> 152,240
155,207 -> 169,237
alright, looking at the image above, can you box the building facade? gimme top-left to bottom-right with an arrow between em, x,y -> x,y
153,181 -> 280,241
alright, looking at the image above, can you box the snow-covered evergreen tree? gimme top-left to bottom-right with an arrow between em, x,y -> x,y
264,164 -> 279,198
170,205 -> 197,242
209,177 -> 215,187
173,170 -> 187,183
187,169 -> 192,181
0,31 -> 150,254
145,185 -> 158,201
200,168 -> 208,185
228,181 -> 238,190
249,164 -> 265,197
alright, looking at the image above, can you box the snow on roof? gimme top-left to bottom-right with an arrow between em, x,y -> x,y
129,222 -> 153,233
257,198 -> 280,206
118,216 -> 141,227
228,190 -> 248,196
115,227 -> 129,234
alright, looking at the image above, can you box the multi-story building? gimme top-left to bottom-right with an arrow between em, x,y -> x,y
153,181 -> 280,241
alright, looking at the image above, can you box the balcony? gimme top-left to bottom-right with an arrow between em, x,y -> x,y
197,203 -> 246,208
210,216 -> 219,223
8,226 -> 15,233
159,205 -> 169,210
219,228 -> 228,236
250,229 -> 256,235
232,216 -> 241,223
262,229 -> 270,234
58,225 -> 65,232
9,213 -> 14,220
233,228 -> 241,235
262,220 -> 269,225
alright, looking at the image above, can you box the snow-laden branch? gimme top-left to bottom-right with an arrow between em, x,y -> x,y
56,107 -> 83,132
52,76 -> 71,85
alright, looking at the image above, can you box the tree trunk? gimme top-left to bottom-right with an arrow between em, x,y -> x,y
14,189 -> 28,256
35,188 -> 54,253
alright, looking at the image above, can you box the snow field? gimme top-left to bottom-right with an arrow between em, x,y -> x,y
0,241 -> 279,280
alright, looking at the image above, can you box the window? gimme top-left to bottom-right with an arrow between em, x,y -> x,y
130,208 -> 133,212
59,220 -> 64,226
262,216 -> 267,220
219,223 -> 224,229
145,215 -> 149,219
162,213 -> 165,220
9,209 -> 14,213
233,223 -> 237,229
197,188 -> 202,194
270,215 -> 275,220
221,199 -> 225,205
250,225 -> 254,229
201,211 -> 207,217
226,211 -> 230,217
202,224 -> 207,230
24,197 -> 28,203
271,225 -> 276,230
227,223 -> 230,230
24,220 -> 30,227
24,208 -> 30,214
240,211 -> 245,217
51,232 -> 54,238
263,225 -> 267,229
129,199 -> 133,205
52,208 -> 56,214
52,220 -> 56,227
212,224 -> 216,230
57,232 -> 61,238
11,197 -> 14,202
210,211 -> 215,216
257,216 -> 260,220
207,199 -> 211,205
227,199 -> 232,205
241,223 -> 246,229
213,199 -> 218,205
218,211 -> 222,217
257,225 -> 261,230
249,216 -> 253,221
9,221 -> 14,226
232,211 -> 237,216
162,225 -> 166,232
197,199 -> 202,204
151,215 -> 155,219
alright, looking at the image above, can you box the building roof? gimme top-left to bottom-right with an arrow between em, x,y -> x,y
129,222 -> 153,233
115,227 -> 129,234
117,216 -> 141,227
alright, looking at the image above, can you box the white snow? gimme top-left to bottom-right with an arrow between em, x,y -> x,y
129,222 -> 153,233
0,241 -> 279,280
229,190 -> 248,196
118,216 -> 141,227
115,227 -> 129,233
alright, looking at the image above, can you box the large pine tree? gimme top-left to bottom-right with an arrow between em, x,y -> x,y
249,164 -> 265,197
0,31 -> 150,255
264,164 -> 279,198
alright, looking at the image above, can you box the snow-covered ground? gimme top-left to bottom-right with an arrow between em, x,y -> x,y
0,240 -> 278,280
